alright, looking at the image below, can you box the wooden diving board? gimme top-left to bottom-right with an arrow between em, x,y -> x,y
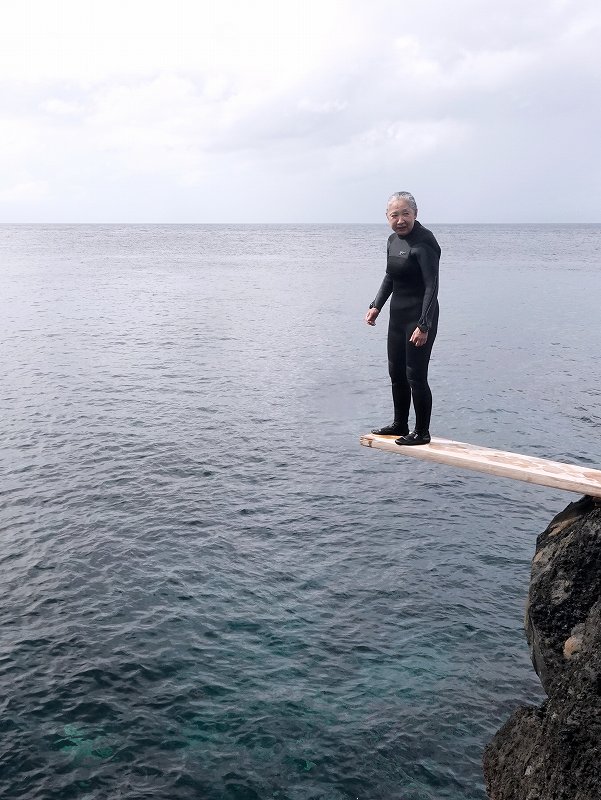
360,433 -> 601,498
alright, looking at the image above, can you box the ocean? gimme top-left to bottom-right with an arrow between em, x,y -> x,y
1,223 -> 599,799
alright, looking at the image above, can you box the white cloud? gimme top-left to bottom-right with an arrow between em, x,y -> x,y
0,0 -> 599,221
40,98 -> 85,116
0,0 -> 348,86
329,119 -> 470,176
449,48 -> 539,90
0,117 -> 42,159
0,180 -> 49,203
297,99 -> 348,115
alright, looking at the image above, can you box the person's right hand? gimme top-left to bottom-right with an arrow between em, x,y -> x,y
365,307 -> 379,326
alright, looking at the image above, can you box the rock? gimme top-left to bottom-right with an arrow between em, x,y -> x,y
526,495 -> 601,694
483,496 -> 601,800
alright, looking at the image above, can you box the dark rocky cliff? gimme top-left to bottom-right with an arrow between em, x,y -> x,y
483,495 -> 601,800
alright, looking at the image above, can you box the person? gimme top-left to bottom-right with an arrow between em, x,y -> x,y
365,191 -> 440,446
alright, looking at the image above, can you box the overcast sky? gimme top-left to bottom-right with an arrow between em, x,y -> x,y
1,0 -> 600,223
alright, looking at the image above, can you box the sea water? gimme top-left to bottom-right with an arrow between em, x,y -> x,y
1,223 -> 599,799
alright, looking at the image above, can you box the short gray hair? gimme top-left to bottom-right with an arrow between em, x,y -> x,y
387,191 -> 417,214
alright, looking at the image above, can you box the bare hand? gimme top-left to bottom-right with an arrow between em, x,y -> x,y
410,327 -> 428,347
365,308 -> 379,326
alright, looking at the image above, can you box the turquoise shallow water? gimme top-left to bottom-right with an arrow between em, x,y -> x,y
1,224 -> 600,799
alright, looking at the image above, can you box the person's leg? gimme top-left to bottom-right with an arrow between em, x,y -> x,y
371,319 -> 410,435
397,310 -> 438,443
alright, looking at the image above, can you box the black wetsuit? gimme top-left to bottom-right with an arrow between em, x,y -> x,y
371,220 -> 440,434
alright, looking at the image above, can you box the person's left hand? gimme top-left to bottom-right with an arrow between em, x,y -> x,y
410,327 -> 428,347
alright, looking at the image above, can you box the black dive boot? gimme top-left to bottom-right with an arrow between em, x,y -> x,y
395,430 -> 431,446
371,422 -> 410,436
372,382 -> 410,436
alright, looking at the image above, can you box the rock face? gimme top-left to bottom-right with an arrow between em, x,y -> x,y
483,495 -> 601,800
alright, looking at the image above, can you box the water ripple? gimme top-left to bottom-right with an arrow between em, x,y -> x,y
2,224 -> 599,799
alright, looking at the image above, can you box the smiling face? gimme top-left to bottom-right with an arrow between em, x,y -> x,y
386,198 -> 417,236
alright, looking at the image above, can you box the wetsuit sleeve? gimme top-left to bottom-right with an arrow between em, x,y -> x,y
413,243 -> 439,331
371,275 -> 393,310
371,237 -> 393,310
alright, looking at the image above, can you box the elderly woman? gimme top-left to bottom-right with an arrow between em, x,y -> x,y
365,191 -> 440,446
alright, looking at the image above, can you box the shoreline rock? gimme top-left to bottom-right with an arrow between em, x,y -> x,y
483,495 -> 601,800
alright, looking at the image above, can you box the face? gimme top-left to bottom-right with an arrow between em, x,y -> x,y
386,199 -> 417,236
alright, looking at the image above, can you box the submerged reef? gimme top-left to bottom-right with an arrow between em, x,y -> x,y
484,495 -> 601,800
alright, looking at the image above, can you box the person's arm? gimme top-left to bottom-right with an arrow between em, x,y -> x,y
413,243 -> 439,331
365,274 -> 392,325
370,236 -> 394,312
371,274 -> 393,312
365,237 -> 393,325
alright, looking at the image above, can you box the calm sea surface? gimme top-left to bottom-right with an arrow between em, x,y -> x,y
1,224 -> 600,800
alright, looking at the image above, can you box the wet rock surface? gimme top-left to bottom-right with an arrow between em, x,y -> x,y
483,496 -> 601,800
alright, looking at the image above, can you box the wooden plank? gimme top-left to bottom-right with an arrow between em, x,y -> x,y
360,433 -> 601,498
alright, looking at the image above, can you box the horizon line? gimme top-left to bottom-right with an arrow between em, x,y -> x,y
1,221 -> 600,226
